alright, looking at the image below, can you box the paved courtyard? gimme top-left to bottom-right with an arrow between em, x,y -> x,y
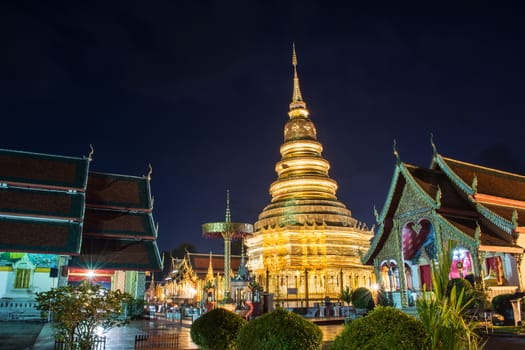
0,319 -> 524,349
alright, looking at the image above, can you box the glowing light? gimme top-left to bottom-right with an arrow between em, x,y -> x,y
86,270 -> 95,278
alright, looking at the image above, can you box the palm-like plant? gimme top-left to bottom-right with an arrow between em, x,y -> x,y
339,286 -> 353,306
416,241 -> 483,350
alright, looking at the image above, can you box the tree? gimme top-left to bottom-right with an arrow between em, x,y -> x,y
171,242 -> 197,259
36,281 -> 132,350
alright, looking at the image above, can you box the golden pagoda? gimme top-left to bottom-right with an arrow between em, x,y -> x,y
245,46 -> 374,306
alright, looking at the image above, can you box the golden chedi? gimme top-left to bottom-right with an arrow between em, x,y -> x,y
245,46 -> 374,306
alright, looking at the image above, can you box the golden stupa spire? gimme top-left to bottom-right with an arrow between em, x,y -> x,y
289,43 -> 309,118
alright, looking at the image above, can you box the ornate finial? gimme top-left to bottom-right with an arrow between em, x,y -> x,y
147,164 -> 153,180
155,221 -> 159,233
151,195 -> 155,208
512,209 -> 519,228
289,43 -> 308,115
225,189 -> 231,223
471,174 -> 478,193
435,185 -> 442,208
88,144 -> 95,161
430,133 -> 437,155
393,139 -> 400,163
475,222 -> 481,243
373,207 -> 378,221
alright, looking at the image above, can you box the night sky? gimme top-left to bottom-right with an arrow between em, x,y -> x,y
2,2 -> 525,255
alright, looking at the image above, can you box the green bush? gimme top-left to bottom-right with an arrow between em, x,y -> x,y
491,293 -> 518,325
351,287 -> 374,310
190,307 -> 247,350
237,308 -> 323,350
376,288 -> 395,307
329,306 -> 427,350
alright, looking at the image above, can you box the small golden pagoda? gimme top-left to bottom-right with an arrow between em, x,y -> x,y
245,46 -> 374,306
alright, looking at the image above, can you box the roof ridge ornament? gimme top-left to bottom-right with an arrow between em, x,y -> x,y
393,139 -> 400,163
87,144 -> 95,161
288,43 -> 309,118
430,132 -> 437,155
471,174 -> 478,193
147,163 -> 153,180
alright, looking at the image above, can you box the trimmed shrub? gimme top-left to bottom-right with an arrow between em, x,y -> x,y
491,293 -> 521,325
329,306 -> 427,350
350,287 -> 374,310
190,307 -> 247,350
236,308 -> 323,350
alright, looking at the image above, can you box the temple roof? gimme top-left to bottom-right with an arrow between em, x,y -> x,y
435,155 -> 525,202
86,172 -> 152,211
69,237 -> 162,271
0,148 -> 89,190
186,252 -> 242,279
0,187 -> 84,221
0,217 -> 82,254
82,208 -> 156,240
364,152 -> 523,264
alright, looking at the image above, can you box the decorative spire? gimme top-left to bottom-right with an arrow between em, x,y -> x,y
289,44 -> 308,117
225,189 -> 231,223
206,251 -> 214,282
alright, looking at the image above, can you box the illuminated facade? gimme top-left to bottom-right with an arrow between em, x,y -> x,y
245,47 -> 374,306
364,143 -> 525,307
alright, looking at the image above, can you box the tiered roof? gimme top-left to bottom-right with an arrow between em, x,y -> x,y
70,171 -> 161,271
0,148 -> 162,271
0,149 -> 89,254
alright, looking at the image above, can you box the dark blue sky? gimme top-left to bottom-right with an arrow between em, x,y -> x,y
2,1 -> 525,254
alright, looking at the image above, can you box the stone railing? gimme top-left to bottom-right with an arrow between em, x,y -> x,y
0,298 -> 43,321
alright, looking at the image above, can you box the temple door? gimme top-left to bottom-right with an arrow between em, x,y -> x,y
419,265 -> 432,291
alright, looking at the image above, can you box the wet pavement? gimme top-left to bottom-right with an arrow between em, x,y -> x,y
1,318 -> 524,349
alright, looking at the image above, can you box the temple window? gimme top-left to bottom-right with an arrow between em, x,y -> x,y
12,254 -> 34,290
380,260 -> 399,291
449,247 -> 474,280
485,255 -> 504,286
14,268 -> 31,289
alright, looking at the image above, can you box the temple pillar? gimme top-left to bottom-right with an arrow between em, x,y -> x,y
304,269 -> 309,307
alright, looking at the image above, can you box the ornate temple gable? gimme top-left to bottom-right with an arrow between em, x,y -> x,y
363,166 -> 405,265
373,228 -> 402,265
394,163 -> 435,219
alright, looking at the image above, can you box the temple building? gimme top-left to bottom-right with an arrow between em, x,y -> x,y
161,252 -> 243,305
245,47 -> 374,306
364,142 -> 525,307
0,147 -> 162,319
